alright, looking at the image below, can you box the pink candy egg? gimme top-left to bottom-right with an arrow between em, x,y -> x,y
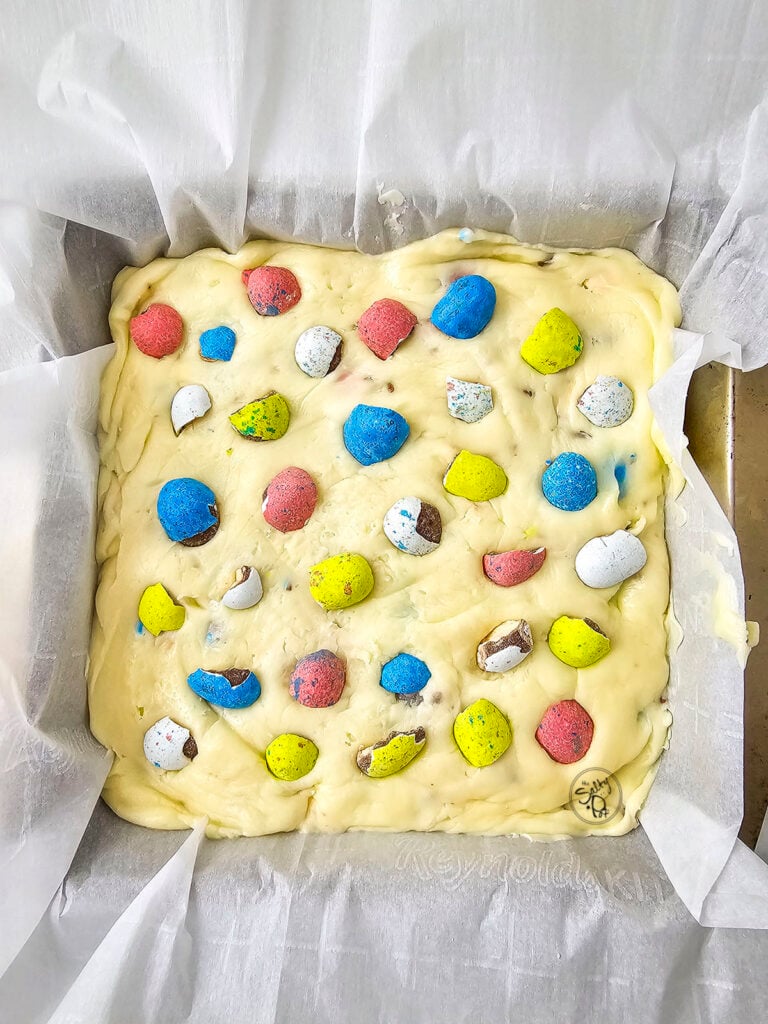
357,298 -> 417,359
482,547 -> 546,587
244,266 -> 301,315
535,700 -> 594,764
290,650 -> 346,708
129,303 -> 183,358
262,467 -> 317,532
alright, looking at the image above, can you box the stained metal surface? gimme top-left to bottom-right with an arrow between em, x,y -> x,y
685,362 -> 766,848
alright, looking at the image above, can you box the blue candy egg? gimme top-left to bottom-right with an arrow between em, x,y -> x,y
430,275 -> 496,339
380,653 -> 432,695
200,325 -> 236,361
157,477 -> 219,544
343,404 -> 410,465
542,453 -> 597,511
187,668 -> 261,709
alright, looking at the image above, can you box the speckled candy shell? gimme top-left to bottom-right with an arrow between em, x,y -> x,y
245,266 -> 301,316
541,452 -> 597,511
229,391 -> 290,441
536,700 -> 594,764
143,717 -> 197,771
342,404 -> 410,465
453,699 -> 512,767
187,668 -> 262,709
382,496 -> 442,555
547,616 -> 611,668
357,298 -> 417,359
575,530 -> 647,588
266,734 -> 318,780
290,650 -> 346,708
308,552 -> 374,610
443,450 -> 507,502
431,275 -> 496,339
137,583 -> 186,636
577,375 -> 634,428
357,728 -> 426,778
130,303 -> 183,358
445,376 -> 493,422
262,467 -> 318,532
294,325 -> 343,377
380,653 -> 432,695
482,547 -> 546,587
156,477 -> 219,545
520,308 -> 583,374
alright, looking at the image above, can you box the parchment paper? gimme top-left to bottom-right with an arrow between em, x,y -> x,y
1,1 -> 768,1021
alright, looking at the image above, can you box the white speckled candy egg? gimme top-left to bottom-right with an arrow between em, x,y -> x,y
476,620 -> 533,672
294,325 -> 343,377
222,566 -> 263,609
171,384 -> 212,435
574,530 -> 647,588
446,376 -> 493,423
383,496 -> 442,555
577,375 -> 634,428
143,716 -> 197,770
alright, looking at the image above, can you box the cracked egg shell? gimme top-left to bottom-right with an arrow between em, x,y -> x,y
222,566 -> 263,609
536,699 -> 594,764
453,699 -> 512,767
187,668 -> 261,709
157,477 -> 219,545
229,391 -> 290,441
245,266 -> 301,316
357,728 -> 426,778
483,547 -> 546,587
290,650 -> 346,708
262,467 -> 317,532
309,552 -> 374,610
443,450 -> 507,502
380,653 -> 431,695
357,298 -> 417,359
130,303 -> 183,358
143,716 -> 197,770
446,376 -> 493,422
266,733 -> 318,781
138,583 -> 186,636
171,384 -> 212,435
343,403 -> 410,465
575,530 -> 647,589
548,616 -> 610,668
295,325 -> 343,377
431,275 -> 496,339
383,496 -> 442,555
477,619 -> 533,673
577,375 -> 634,428
520,308 -> 583,374
541,452 -> 597,511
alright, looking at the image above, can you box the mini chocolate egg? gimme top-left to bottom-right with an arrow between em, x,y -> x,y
380,652 -> 431,695
343,404 -> 410,465
171,384 -> 212,435
520,308 -> 583,374
157,477 -> 219,545
229,391 -> 290,441
130,303 -> 183,358
309,552 -> 374,610
445,376 -> 493,422
547,615 -> 610,668
453,699 -> 512,767
245,266 -> 301,316
476,619 -> 533,673
483,547 -> 546,587
357,727 -> 426,778
262,467 -> 318,533
443,450 -> 507,502
431,275 -> 496,339
536,699 -> 594,764
222,566 -> 263,609
294,325 -> 343,377
577,375 -> 634,428
138,583 -> 186,636
541,452 -> 597,511
575,530 -> 647,589
143,716 -> 197,770
266,733 -> 318,780
187,667 -> 261,709
383,496 -> 442,555
199,325 -> 236,362
290,650 -> 346,707
357,298 -> 417,359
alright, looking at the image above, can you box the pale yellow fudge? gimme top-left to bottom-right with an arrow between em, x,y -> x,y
88,229 -> 681,837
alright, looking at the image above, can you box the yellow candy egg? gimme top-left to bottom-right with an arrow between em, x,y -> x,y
453,698 -> 512,767
443,450 -> 507,502
520,308 -> 583,374
229,390 -> 290,440
137,583 -> 186,636
547,615 -> 611,667
357,728 -> 426,778
265,733 -> 318,781
309,552 -> 374,610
